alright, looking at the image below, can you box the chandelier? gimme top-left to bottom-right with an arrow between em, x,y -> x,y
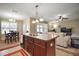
32,5 -> 44,23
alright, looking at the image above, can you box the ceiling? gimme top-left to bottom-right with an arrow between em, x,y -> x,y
0,3 -> 79,21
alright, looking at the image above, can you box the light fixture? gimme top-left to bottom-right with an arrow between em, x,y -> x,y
39,18 -> 44,21
32,20 -> 36,23
59,16 -> 62,21
56,21 -> 59,22
32,5 -> 44,23
53,24 -> 58,28
9,18 -> 13,22
36,19 -> 39,23
57,14 -> 69,21
9,18 -> 16,22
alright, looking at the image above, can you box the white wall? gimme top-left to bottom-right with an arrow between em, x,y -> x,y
17,20 -> 24,43
23,19 -> 30,34
48,19 -> 79,34
0,18 -> 1,40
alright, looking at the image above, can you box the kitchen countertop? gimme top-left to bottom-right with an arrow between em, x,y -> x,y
24,33 -> 59,41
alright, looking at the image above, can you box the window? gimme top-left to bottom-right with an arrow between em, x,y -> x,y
40,25 -> 43,32
37,24 -> 48,33
1,21 -> 17,34
9,22 -> 17,31
37,25 -> 40,32
37,25 -> 43,33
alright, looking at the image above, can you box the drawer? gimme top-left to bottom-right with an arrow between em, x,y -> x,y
34,39 -> 45,47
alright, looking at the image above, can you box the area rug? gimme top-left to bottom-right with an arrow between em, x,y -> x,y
0,44 -> 30,56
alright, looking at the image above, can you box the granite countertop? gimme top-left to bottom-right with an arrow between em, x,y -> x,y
24,33 -> 59,41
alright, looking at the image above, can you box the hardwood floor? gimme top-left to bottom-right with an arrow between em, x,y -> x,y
0,40 -> 79,56
0,40 -> 20,50
0,40 -> 30,56
56,46 -> 79,56
56,49 -> 73,56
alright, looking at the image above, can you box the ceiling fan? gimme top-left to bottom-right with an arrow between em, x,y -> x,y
58,15 -> 69,21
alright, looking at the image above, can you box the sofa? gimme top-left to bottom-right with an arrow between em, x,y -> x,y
56,33 -> 71,47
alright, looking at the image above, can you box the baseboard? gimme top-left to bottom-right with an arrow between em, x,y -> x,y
56,44 -> 68,48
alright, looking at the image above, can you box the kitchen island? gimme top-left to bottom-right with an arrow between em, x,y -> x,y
23,33 -> 58,56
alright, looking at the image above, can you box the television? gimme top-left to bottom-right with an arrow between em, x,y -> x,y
61,27 -> 67,33
61,27 -> 72,35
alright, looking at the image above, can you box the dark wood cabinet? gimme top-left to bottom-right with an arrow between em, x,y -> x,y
46,40 -> 55,56
23,36 -> 34,55
34,43 -> 46,56
23,34 -> 58,56
26,42 -> 34,55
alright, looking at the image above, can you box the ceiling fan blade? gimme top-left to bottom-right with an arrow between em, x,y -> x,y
59,16 -> 62,19
63,18 -> 69,19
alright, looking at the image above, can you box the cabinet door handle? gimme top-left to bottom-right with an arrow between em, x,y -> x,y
50,43 -> 53,47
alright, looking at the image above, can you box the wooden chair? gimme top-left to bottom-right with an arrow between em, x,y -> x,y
11,32 -> 19,42
5,33 -> 13,44
11,32 -> 16,42
5,31 -> 19,44
16,32 -> 19,41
